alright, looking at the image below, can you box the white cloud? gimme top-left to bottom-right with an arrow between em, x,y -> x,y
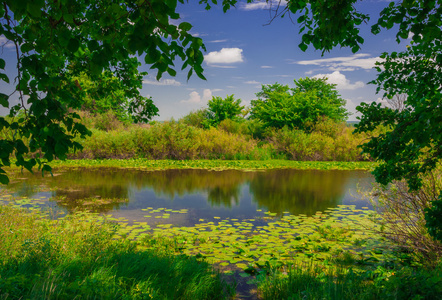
181,89 -> 213,104
204,48 -> 244,65
261,65 -> 273,69
202,89 -> 212,101
245,80 -> 260,84
313,71 -> 365,90
208,65 -> 238,69
295,54 -> 382,71
0,35 -> 15,49
241,0 -> 287,10
211,88 -> 223,92
143,79 -> 181,86
208,39 -> 228,43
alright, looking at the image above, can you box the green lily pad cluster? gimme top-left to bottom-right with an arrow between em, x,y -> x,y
107,205 -> 394,278
44,159 -> 375,171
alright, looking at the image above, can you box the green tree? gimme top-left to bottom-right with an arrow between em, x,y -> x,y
250,78 -> 348,130
204,95 -> 244,128
72,71 -> 158,122
270,0 -> 442,241
0,0 -> 206,183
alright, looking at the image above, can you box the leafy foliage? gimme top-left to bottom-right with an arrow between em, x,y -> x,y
72,71 -> 159,122
349,1 -> 442,240
0,0 -> 206,183
204,95 -> 244,128
250,78 -> 348,130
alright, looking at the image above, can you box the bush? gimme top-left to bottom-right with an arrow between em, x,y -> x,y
266,123 -> 366,161
363,169 -> 442,261
180,109 -> 208,129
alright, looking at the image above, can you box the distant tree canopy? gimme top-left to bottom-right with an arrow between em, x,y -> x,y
250,77 -> 348,131
204,95 -> 244,128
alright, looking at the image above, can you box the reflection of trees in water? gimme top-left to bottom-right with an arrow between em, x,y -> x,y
207,185 -> 241,208
140,169 -> 249,201
50,170 -> 132,213
5,168 -> 250,211
4,168 -> 357,215
249,169 -> 351,216
54,186 -> 129,213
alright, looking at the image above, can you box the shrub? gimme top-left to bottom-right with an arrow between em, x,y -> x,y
363,169 -> 442,261
266,125 -> 366,161
180,109 -> 208,129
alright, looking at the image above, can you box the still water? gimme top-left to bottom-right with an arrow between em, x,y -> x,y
3,168 -> 373,226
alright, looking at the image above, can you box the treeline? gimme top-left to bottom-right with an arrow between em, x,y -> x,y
67,110 -> 375,161
0,77 -> 383,161
67,78 -> 381,161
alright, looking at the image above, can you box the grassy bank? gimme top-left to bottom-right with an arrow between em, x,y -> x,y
1,203 -> 441,299
0,205 -> 233,299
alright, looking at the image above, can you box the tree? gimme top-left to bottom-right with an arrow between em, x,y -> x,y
0,0 -> 207,184
250,78 -> 348,130
266,0 -> 442,241
204,95 -> 244,128
72,71 -> 159,122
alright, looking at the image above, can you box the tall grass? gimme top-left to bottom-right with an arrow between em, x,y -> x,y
67,114 -> 372,161
258,262 -> 442,300
0,205 -> 233,299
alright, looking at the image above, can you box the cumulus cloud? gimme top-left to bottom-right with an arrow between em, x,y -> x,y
143,79 -> 181,86
313,71 -> 365,90
181,89 -> 213,104
245,80 -> 260,84
204,48 -> 244,65
295,54 -> 382,71
241,0 -> 287,10
261,65 -> 273,69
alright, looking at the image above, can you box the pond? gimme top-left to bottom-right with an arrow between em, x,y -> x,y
1,168 -> 374,227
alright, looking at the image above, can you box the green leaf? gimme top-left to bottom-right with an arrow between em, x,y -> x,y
298,42 -> 308,52
0,73 -> 9,83
187,68 -> 193,81
167,68 -> 177,77
178,22 -> 192,31
41,164 -> 53,177
0,59 -> 5,69
0,93 -> 8,108
0,173 -> 9,185
26,2 -> 42,18
87,40 -> 100,51
68,38 -> 80,52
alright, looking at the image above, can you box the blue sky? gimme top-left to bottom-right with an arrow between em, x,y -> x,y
1,0 -> 409,121
140,0 -> 409,121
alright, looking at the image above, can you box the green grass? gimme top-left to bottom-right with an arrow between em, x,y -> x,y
0,205 -> 233,299
258,262 -> 442,300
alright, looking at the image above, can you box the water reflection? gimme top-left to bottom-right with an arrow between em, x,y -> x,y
2,168 -> 373,224
250,169 -> 351,216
